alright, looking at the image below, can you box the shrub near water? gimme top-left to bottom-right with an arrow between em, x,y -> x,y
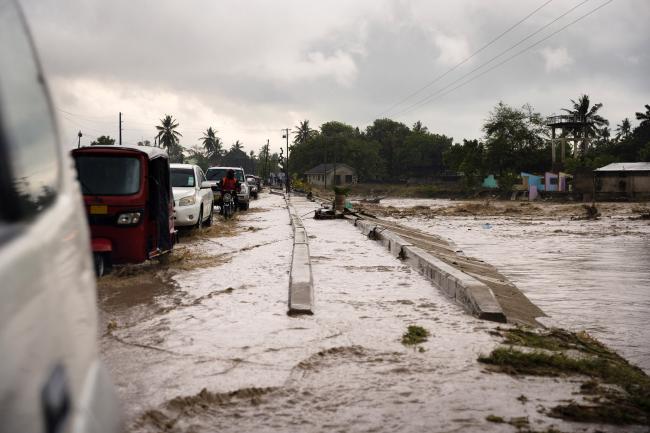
480,327 -> 650,425
401,325 -> 429,346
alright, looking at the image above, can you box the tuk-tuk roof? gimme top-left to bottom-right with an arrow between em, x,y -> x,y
72,144 -> 169,160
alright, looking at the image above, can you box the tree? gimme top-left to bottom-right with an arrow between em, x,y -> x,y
482,102 -> 547,176
230,140 -> 244,151
615,118 -> 632,141
412,121 -> 428,134
293,120 -> 316,146
200,127 -> 222,165
155,115 -> 182,149
635,104 -> 650,126
90,135 -> 115,146
155,115 -> 184,162
365,118 -> 410,179
186,145 -> 210,170
136,140 -> 152,146
561,94 -> 609,155
443,139 -> 485,187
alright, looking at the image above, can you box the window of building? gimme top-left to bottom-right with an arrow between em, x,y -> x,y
345,175 -> 353,183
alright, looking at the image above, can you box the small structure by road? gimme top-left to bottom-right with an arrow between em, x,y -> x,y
594,162 -> 650,199
305,163 -> 357,187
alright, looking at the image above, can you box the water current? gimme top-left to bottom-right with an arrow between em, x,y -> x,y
382,199 -> 650,372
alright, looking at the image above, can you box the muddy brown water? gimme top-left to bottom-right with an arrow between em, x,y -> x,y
374,199 -> 650,373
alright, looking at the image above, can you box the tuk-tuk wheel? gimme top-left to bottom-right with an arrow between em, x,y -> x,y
93,253 -> 105,278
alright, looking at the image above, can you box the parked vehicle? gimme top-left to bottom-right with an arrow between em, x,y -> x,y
221,190 -> 236,219
71,145 -> 176,276
205,166 -> 250,210
0,1 -> 122,431
246,175 -> 259,199
170,163 -> 214,228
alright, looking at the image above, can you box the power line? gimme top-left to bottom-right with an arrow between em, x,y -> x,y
394,0 -> 614,118
389,0 -> 592,118
376,0 -> 555,119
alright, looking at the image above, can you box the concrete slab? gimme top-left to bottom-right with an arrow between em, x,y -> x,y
348,216 -> 506,323
286,197 -> 314,315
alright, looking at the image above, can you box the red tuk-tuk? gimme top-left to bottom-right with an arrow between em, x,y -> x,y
71,145 -> 176,276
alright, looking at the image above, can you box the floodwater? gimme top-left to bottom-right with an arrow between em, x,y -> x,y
98,193 -> 647,432
380,198 -> 650,372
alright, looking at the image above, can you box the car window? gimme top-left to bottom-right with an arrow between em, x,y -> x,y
0,2 -> 60,221
205,168 -> 226,181
75,156 -> 141,195
170,167 -> 195,188
197,168 -> 206,184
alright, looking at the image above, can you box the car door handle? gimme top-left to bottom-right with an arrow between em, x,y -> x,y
41,364 -> 70,433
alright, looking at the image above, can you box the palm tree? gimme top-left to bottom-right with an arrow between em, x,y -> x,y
231,140 -> 244,151
561,94 -> 609,155
615,118 -> 632,141
635,104 -> 650,126
200,127 -> 223,164
156,115 -> 182,149
293,120 -> 315,146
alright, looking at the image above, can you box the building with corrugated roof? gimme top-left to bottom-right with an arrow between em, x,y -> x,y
594,162 -> 650,198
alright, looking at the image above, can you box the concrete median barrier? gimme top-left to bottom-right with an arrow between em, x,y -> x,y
349,216 -> 506,323
286,197 -> 314,315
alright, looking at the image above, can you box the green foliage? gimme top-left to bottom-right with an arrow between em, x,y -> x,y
481,327 -> 650,425
401,325 -> 429,346
156,114 -> 184,163
90,135 -> 115,146
332,186 -> 350,195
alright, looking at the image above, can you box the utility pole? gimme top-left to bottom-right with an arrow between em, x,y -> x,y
323,135 -> 327,189
77,130 -> 82,148
118,112 -> 123,145
264,139 -> 270,182
281,128 -> 290,194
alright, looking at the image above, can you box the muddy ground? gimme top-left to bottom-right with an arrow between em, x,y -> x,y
98,192 -> 649,432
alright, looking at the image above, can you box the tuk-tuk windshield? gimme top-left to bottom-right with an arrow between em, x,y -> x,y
171,168 -> 195,188
75,155 -> 141,195
206,168 -> 244,182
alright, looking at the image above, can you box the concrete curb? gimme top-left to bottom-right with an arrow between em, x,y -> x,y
348,216 -> 506,323
286,197 -> 314,315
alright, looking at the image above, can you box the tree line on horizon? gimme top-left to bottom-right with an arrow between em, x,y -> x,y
89,95 -> 650,187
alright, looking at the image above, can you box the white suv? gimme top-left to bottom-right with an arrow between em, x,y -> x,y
171,163 -> 214,227
0,2 -> 122,431
205,166 -> 251,211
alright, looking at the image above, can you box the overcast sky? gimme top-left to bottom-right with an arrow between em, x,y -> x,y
21,0 -> 650,155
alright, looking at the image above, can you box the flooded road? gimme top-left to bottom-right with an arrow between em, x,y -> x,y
97,193 -> 647,432
379,198 -> 650,373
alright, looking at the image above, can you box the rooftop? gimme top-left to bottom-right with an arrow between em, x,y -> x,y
304,163 -> 354,175
595,162 -> 650,172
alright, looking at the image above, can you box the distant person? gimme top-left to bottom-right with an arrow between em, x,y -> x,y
217,169 -> 241,212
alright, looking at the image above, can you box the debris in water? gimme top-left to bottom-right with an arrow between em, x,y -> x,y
401,325 -> 429,346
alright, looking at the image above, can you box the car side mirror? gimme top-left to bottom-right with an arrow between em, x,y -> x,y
200,181 -> 212,189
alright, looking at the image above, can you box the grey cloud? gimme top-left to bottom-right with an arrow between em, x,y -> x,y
19,0 -> 650,150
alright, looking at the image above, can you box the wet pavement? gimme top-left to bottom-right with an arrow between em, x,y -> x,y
98,193 -> 646,432
378,198 -> 650,373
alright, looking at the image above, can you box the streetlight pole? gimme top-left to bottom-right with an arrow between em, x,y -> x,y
77,130 -> 82,148
282,128 -> 290,194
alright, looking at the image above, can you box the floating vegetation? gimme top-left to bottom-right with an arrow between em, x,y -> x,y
401,325 -> 429,346
480,327 -> 650,426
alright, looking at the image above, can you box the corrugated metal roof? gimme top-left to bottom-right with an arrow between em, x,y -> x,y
595,162 -> 650,172
304,163 -> 355,174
